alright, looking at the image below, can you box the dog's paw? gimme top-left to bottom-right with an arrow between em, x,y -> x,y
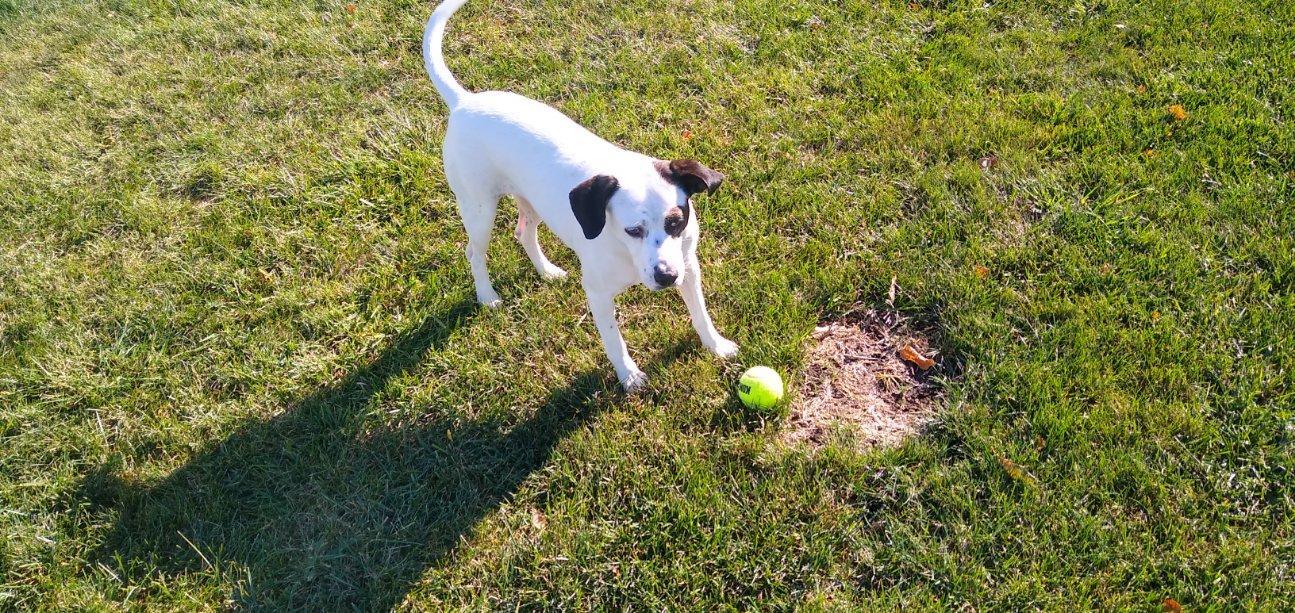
708,337 -> 739,359
477,290 -> 503,309
539,266 -> 569,281
620,369 -> 649,392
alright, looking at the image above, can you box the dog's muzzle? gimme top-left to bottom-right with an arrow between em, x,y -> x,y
653,263 -> 679,288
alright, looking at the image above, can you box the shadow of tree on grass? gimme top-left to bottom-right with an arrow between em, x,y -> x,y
82,299 -> 611,609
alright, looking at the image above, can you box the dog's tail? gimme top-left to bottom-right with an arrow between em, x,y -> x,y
423,0 -> 471,108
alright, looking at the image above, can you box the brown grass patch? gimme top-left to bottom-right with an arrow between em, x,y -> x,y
784,311 -> 943,451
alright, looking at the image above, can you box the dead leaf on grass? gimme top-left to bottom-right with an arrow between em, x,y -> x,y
998,457 -> 1039,487
899,345 -> 935,370
530,508 -> 547,532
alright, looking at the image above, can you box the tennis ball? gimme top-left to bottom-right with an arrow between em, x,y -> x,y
738,366 -> 785,411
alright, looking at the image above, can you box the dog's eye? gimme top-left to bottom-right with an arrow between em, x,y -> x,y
625,226 -> 645,239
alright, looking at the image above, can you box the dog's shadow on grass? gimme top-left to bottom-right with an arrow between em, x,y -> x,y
82,299 -> 612,610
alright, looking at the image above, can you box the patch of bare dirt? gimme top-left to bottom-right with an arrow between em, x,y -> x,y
784,311 -> 944,451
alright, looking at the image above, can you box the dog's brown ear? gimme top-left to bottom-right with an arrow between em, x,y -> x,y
656,159 -> 724,196
570,175 -> 620,240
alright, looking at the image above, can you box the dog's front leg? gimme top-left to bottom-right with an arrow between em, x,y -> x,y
584,283 -> 647,392
680,251 -> 738,358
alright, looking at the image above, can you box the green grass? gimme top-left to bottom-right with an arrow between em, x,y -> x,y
2,0 -> 1293,608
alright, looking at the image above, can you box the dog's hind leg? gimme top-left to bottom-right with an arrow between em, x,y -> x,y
447,178 -> 503,308
514,196 -> 568,280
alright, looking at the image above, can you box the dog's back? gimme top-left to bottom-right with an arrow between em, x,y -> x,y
444,91 -> 648,249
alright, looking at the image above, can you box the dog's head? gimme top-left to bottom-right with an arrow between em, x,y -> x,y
570,159 -> 724,291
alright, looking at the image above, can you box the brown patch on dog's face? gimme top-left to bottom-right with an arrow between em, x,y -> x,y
664,206 -> 687,237
656,159 -> 724,239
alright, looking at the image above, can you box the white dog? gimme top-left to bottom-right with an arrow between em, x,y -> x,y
422,0 -> 737,391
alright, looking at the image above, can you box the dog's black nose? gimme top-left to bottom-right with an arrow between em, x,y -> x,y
653,264 -> 679,287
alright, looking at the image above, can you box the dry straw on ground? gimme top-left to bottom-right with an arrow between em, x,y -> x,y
784,311 -> 943,451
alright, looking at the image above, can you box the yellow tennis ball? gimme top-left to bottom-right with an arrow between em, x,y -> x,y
738,366 -> 785,411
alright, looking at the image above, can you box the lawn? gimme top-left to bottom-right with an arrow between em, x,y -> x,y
2,0 -> 1293,609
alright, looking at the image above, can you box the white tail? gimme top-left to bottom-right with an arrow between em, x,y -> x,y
422,0 -> 471,108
